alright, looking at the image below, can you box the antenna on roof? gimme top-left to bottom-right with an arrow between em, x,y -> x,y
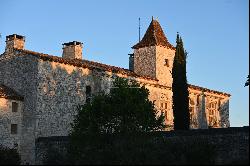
139,17 -> 141,42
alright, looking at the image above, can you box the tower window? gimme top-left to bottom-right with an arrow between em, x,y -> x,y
164,59 -> 169,67
11,124 -> 17,134
12,102 -> 18,112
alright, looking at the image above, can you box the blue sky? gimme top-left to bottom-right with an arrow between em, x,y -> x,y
0,0 -> 248,127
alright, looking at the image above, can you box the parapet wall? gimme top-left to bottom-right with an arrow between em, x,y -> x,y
35,127 -> 249,165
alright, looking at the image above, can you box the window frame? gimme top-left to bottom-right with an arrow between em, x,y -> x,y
12,102 -> 18,112
11,124 -> 18,134
164,59 -> 169,67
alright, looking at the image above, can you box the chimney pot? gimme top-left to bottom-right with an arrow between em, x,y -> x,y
5,34 -> 25,52
62,41 -> 83,60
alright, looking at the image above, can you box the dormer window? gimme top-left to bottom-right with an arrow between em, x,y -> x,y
164,59 -> 169,67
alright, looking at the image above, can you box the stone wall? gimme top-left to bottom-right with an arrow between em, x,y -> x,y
35,127 -> 249,165
155,46 -> 175,87
35,60 -> 112,138
133,46 -> 156,79
0,48 -> 230,164
0,98 -> 23,150
0,51 -> 39,164
144,84 -> 173,128
35,59 -> 174,138
188,88 -> 230,129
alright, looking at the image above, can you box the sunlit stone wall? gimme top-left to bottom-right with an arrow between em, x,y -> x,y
188,88 -> 230,129
0,49 -> 230,165
35,59 -> 175,137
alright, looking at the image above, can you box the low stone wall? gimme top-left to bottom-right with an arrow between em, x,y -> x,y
35,127 -> 249,165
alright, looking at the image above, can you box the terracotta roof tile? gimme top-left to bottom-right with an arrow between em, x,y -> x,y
0,84 -> 24,100
132,19 -> 175,50
14,49 -> 158,81
188,84 -> 231,97
11,49 -> 230,97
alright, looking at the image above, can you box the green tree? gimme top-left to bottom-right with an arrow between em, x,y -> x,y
0,145 -> 21,165
245,75 -> 249,87
172,33 -> 190,130
68,77 -> 165,164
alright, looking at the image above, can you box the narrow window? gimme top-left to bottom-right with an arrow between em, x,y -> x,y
12,102 -> 18,112
164,59 -> 169,67
160,103 -> 164,108
11,124 -> 17,134
197,95 -> 200,105
86,86 -> 92,103
165,103 -> 168,109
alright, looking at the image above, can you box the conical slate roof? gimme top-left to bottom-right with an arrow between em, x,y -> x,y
132,19 -> 175,50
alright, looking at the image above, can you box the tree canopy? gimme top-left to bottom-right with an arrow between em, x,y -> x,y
68,77 -> 165,164
245,75 -> 249,87
70,77 -> 165,138
172,33 -> 190,130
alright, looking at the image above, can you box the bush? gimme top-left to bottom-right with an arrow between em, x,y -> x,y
0,145 -> 21,165
43,146 -> 69,165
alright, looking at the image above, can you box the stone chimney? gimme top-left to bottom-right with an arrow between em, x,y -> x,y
62,41 -> 83,60
5,34 -> 25,52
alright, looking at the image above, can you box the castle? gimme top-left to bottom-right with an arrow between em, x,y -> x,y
0,19 -> 230,164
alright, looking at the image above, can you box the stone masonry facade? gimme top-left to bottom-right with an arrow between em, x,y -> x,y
0,20 -> 230,164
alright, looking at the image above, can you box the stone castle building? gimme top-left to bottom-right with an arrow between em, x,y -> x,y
0,19 -> 230,164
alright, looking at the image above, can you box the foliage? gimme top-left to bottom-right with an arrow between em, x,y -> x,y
0,145 -> 21,165
70,77 -> 165,136
245,75 -> 249,87
43,146 -> 69,165
172,33 -> 190,130
68,77 -> 165,164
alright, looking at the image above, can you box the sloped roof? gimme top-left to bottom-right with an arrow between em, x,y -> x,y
14,48 -> 158,81
0,84 -> 24,100
10,49 -> 230,97
132,19 -> 175,50
189,84 -> 231,97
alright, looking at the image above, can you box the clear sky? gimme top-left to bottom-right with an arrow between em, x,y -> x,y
0,0 -> 249,127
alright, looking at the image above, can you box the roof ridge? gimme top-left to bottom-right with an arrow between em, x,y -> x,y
11,49 -> 230,97
152,20 -> 158,44
13,48 -> 158,81
188,84 -> 231,97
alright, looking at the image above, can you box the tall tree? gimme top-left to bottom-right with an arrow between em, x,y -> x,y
172,33 -> 190,130
245,75 -> 249,87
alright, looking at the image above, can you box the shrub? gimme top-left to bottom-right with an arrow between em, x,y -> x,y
0,145 -> 21,165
